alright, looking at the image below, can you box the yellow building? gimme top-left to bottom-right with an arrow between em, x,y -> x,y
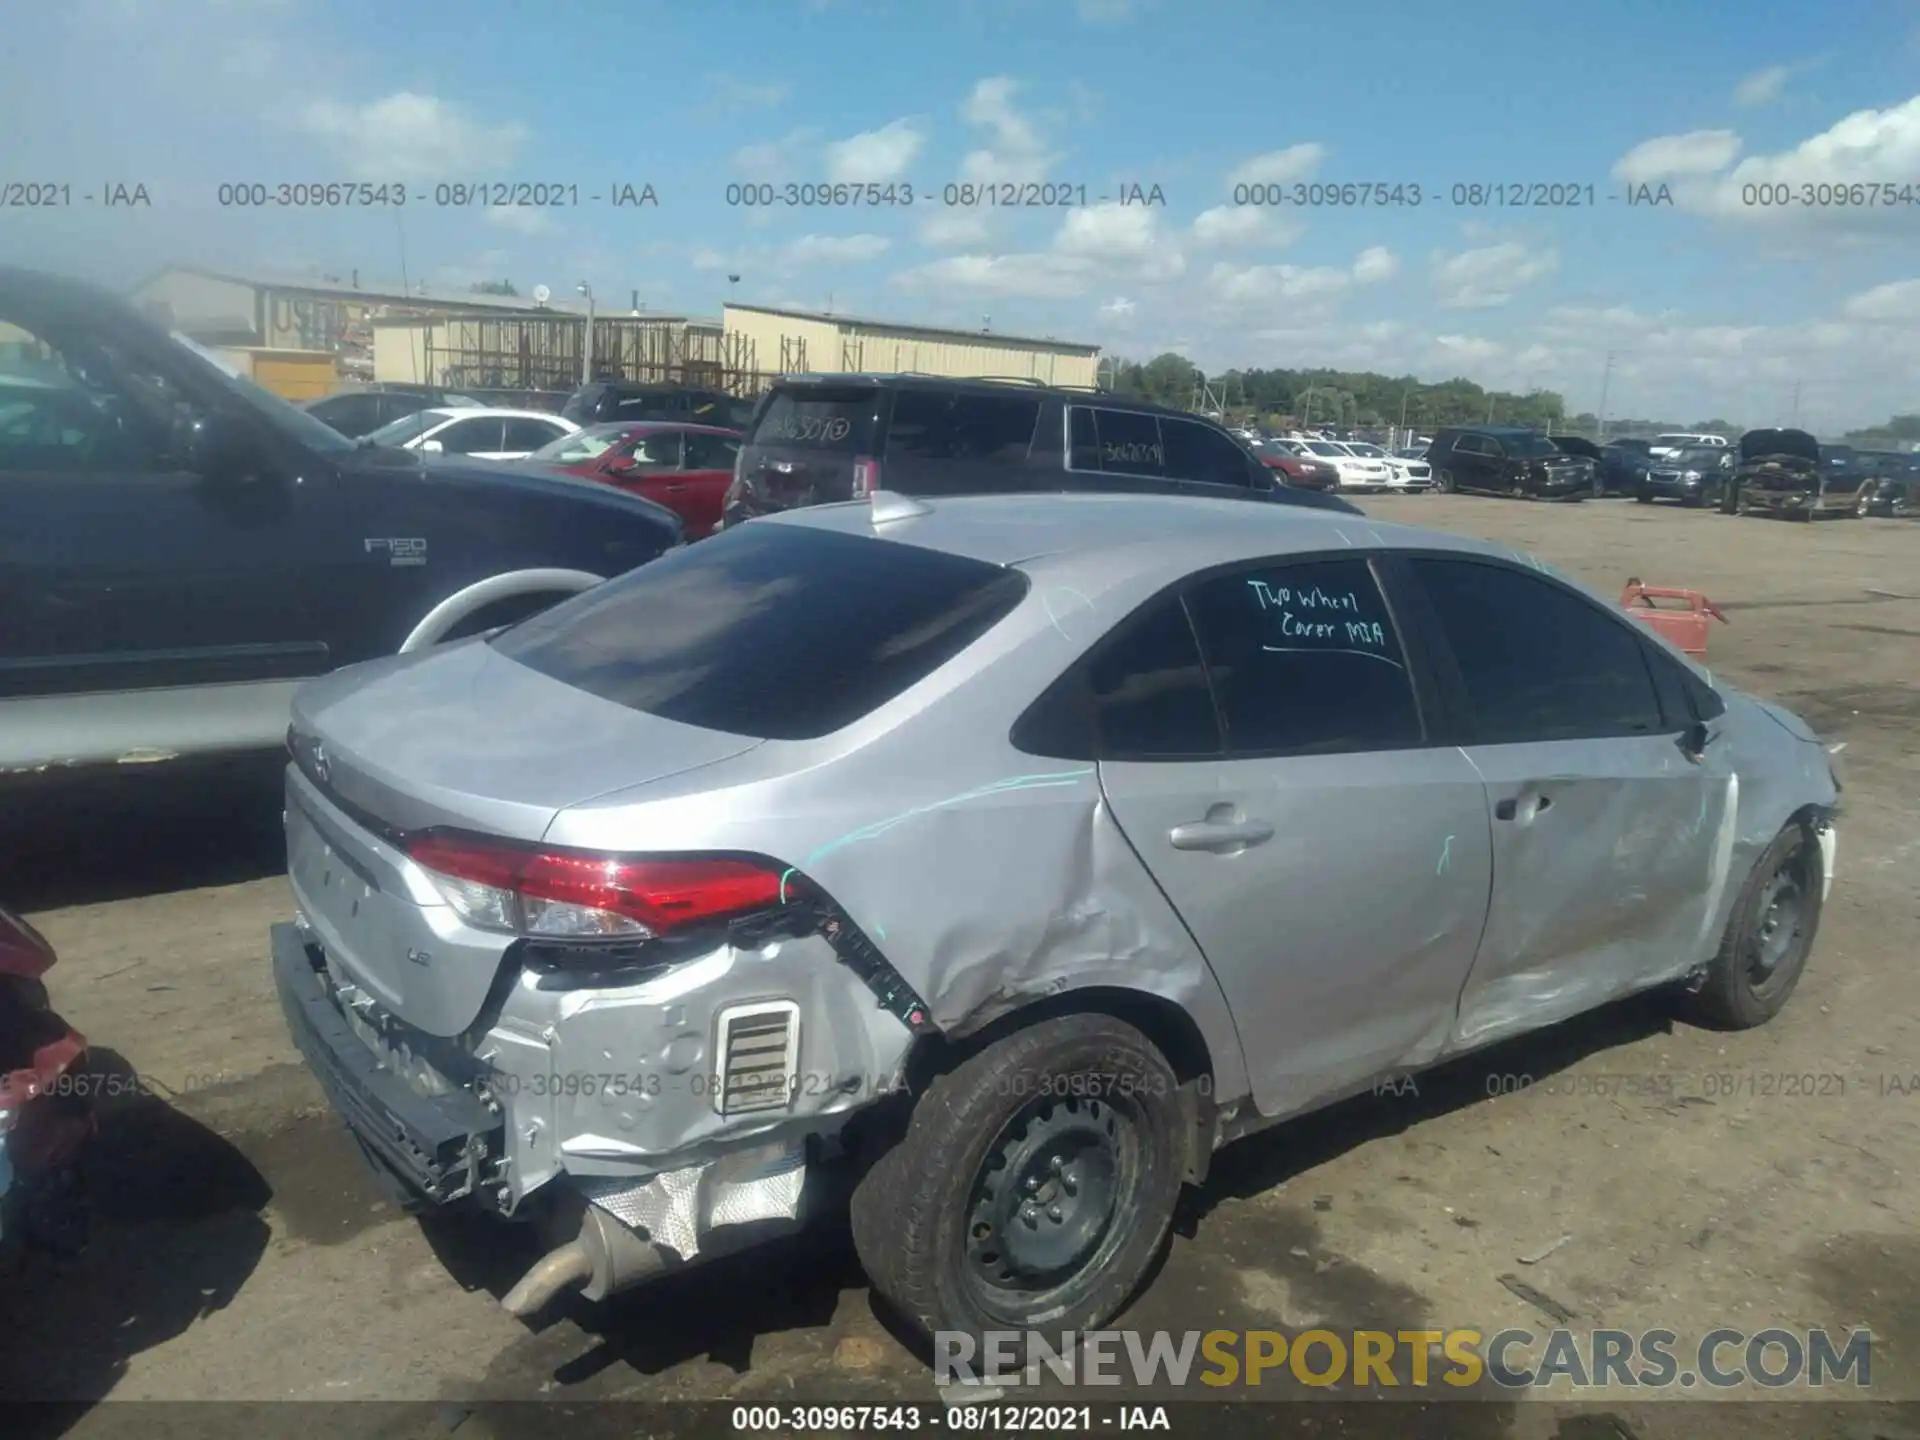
722,303 -> 1100,388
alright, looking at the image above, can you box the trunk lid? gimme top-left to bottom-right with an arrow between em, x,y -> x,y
289,640 -> 764,842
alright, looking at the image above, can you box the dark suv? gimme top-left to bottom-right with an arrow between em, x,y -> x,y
1428,426 -> 1597,500
0,268 -> 683,780
720,374 -> 1362,524
561,381 -> 757,430
301,383 -> 482,439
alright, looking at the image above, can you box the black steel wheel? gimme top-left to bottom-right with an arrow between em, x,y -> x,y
850,1013 -> 1187,1354
960,1092 -> 1138,1316
1687,822 -> 1825,1030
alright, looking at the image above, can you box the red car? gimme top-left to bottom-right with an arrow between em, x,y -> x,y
1251,439 -> 1341,492
526,422 -> 743,539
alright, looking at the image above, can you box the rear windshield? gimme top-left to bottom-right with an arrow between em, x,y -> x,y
490,522 -> 1030,740
749,386 -> 879,452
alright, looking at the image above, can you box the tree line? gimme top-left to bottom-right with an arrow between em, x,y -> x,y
1100,351 -> 1919,447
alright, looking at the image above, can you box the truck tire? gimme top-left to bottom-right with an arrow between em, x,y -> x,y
850,1014 -> 1186,1360
1686,821 -> 1824,1030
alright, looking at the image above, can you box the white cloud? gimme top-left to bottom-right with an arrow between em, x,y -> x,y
1431,240 -> 1559,309
732,128 -> 820,179
1841,277 -> 1920,322
1199,245 -> 1392,313
1100,296 -> 1137,317
1189,205 -> 1303,248
891,254 -> 1094,298
1225,144 -> 1327,190
1053,203 -> 1164,263
1734,65 -> 1790,107
706,74 -> 791,114
783,233 -> 892,265
919,209 -> 996,247
296,92 -> 527,180
691,248 -> 730,272
1611,129 -> 1743,183
958,77 -> 1062,183
486,205 -> 554,236
1351,245 -> 1399,284
1687,95 -> 1920,223
1206,261 -> 1353,306
825,119 -> 925,183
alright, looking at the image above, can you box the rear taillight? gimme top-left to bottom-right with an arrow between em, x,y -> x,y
853,456 -> 881,497
404,832 -> 791,939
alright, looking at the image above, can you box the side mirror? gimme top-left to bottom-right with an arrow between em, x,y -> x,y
420,439 -> 444,453
1681,720 -> 1712,760
183,411 -> 259,482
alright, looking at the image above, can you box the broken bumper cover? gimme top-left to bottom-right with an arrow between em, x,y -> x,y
273,922 -> 501,1205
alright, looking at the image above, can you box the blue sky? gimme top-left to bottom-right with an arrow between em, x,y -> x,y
7,0 -> 1920,427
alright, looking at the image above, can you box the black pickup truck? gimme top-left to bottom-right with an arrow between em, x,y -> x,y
0,268 -> 682,779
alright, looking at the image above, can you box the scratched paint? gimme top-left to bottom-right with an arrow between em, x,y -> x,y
1041,586 -> 1097,643
802,769 -> 1098,869
1436,834 -> 1455,875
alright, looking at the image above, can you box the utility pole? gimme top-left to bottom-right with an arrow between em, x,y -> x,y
1790,379 -> 1802,427
577,282 -> 594,384
1596,350 -> 1616,443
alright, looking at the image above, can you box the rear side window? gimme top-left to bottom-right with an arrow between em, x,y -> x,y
750,386 -> 880,452
885,389 -> 1040,463
1184,557 -> 1423,755
491,523 -> 1029,740
1161,418 -> 1254,488
1084,407 -> 1166,475
1409,557 -> 1664,743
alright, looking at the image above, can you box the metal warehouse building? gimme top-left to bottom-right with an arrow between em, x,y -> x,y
722,302 -> 1101,388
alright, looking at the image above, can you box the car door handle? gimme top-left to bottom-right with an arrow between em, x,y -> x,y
1168,819 -> 1275,851
1494,793 -> 1552,822
665,483 -> 687,492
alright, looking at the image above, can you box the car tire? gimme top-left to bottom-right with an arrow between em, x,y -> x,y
1681,493 -> 1701,508
1855,492 -> 1875,518
1435,470 -> 1456,493
1635,490 -> 1653,504
1686,821 -> 1824,1031
849,1013 -> 1187,1357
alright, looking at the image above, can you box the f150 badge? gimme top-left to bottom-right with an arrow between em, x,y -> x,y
365,537 -> 428,567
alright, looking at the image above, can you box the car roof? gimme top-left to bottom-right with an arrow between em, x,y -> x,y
580,419 -> 740,436
766,371 -> 1193,418
430,407 -> 569,422
760,491 -> 1505,583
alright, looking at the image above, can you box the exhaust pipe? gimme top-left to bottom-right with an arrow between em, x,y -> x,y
501,1203 -> 670,1319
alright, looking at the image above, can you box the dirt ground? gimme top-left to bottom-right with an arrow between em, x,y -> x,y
3,496 -> 1917,1439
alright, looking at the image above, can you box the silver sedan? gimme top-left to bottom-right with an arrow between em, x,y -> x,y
272,489 -> 1840,1352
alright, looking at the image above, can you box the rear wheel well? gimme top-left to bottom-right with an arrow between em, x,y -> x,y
436,591 -> 571,643
906,986 -> 1216,1093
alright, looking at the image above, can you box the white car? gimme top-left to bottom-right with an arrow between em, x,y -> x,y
1297,438 -> 1392,491
1339,440 -> 1431,491
363,406 -> 581,460
1649,432 -> 1729,460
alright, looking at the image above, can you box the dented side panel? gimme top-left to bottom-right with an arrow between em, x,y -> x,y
1449,733 -> 1730,1049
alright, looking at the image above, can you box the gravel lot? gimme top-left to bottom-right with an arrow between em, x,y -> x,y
4,497 -> 1917,1438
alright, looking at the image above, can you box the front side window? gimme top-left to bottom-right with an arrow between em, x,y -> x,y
684,431 -> 742,470
1183,556 -> 1423,756
626,431 -> 684,468
1409,557 -> 1665,743
532,425 -> 624,463
0,319 -> 182,474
